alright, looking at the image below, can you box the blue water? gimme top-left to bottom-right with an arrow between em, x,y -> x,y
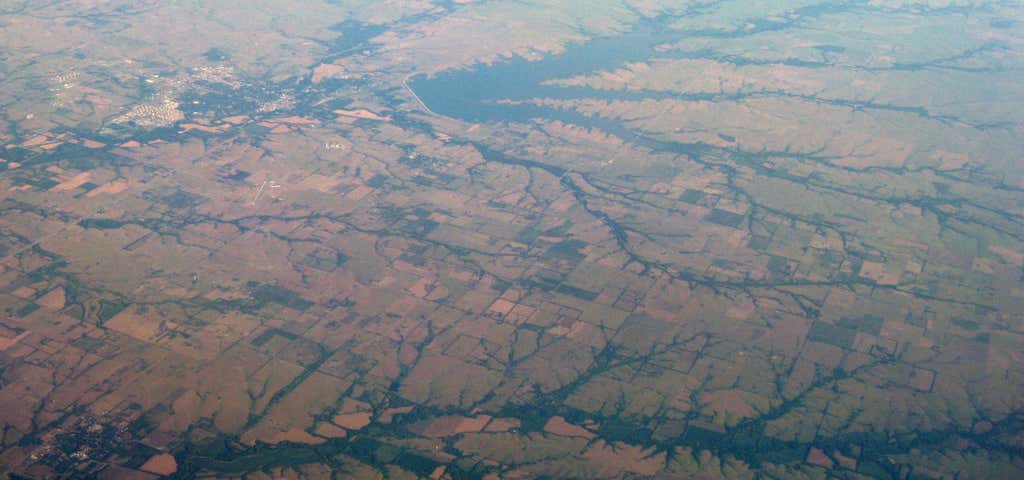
408,1 -> 856,128
408,22 -> 681,125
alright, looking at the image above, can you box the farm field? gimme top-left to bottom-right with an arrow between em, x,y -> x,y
0,1 -> 1022,479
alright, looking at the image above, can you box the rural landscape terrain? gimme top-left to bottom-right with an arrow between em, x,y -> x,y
0,0 -> 1022,478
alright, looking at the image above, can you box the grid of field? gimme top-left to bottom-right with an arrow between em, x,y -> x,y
0,1 -> 1022,479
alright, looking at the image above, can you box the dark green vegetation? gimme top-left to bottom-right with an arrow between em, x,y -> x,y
0,1 -> 1022,479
